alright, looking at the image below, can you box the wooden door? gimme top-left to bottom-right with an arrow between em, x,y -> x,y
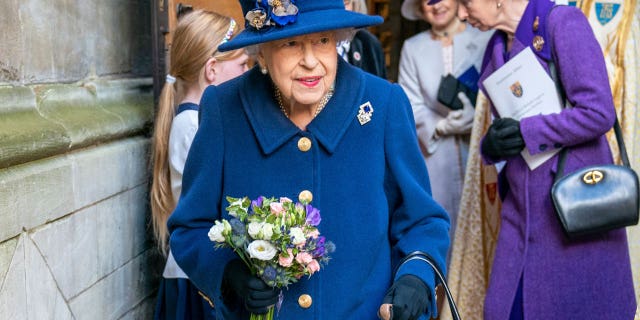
366,0 -> 426,82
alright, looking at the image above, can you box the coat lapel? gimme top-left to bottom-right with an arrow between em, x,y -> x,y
513,0 -> 555,62
478,35 -> 507,93
240,67 -> 300,156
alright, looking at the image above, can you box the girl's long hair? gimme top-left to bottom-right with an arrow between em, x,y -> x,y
150,9 -> 243,255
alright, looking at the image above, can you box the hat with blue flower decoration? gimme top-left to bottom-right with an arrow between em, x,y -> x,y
218,0 -> 383,51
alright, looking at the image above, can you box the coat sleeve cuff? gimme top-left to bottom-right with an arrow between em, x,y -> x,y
520,115 -> 562,156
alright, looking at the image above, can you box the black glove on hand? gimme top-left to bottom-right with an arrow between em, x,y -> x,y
222,259 -> 280,314
382,275 -> 431,320
482,117 -> 525,159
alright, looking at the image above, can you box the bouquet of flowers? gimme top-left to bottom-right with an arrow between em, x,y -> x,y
208,192 -> 334,320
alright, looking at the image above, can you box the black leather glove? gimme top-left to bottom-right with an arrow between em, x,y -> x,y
222,259 -> 280,314
482,117 -> 525,158
382,275 -> 431,320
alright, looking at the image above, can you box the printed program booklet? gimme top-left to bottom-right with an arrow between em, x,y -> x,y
482,47 -> 563,170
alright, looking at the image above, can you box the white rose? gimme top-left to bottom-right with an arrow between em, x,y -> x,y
261,223 -> 274,240
208,221 -> 227,243
247,221 -> 263,239
247,240 -> 278,261
289,227 -> 306,245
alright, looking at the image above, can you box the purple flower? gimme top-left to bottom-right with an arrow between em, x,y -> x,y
313,236 -> 326,256
305,204 -> 321,226
251,196 -> 264,212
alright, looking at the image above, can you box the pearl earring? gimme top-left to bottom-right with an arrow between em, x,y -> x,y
261,66 -> 268,75
497,1 -> 502,8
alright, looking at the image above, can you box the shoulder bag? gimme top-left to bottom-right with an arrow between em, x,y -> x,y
551,119 -> 639,238
547,57 -> 639,239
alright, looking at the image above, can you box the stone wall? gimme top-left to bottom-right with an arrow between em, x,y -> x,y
0,0 -> 160,319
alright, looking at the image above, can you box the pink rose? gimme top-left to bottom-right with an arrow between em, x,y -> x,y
295,252 -> 313,265
306,259 -> 320,275
307,229 -> 320,239
279,249 -> 294,267
279,197 -> 292,203
270,202 -> 285,215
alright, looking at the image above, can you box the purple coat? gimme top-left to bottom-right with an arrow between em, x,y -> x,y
478,1 -> 637,319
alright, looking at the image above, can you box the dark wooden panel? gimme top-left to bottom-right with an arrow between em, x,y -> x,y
367,0 -> 427,82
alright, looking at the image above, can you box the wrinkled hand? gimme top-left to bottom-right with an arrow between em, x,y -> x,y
435,92 -> 475,136
222,259 -> 280,314
379,275 -> 431,320
481,117 -> 525,159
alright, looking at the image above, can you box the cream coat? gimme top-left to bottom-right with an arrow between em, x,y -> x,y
398,25 -> 492,255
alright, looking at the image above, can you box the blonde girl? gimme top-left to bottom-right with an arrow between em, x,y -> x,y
150,9 -> 248,320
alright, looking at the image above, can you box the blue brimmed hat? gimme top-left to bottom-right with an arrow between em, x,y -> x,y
218,0 -> 384,52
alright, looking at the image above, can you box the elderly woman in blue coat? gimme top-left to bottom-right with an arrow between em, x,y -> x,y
456,0 -> 637,318
167,1 -> 451,319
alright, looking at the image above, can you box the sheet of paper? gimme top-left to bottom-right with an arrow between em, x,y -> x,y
482,47 -> 562,170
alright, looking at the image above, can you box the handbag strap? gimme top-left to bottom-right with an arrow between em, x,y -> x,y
554,120 -> 629,180
394,251 -> 461,320
548,62 -> 630,182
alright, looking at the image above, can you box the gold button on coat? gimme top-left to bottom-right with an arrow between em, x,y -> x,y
298,190 -> 313,203
298,294 -> 312,308
298,137 -> 312,152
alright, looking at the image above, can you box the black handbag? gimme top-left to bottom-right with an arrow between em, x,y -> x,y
385,251 -> 461,320
546,53 -> 639,238
437,74 -> 477,111
551,119 -> 640,238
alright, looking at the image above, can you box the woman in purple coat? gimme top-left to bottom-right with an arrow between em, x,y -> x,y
455,0 -> 637,318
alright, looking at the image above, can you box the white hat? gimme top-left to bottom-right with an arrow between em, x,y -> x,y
401,0 -> 442,21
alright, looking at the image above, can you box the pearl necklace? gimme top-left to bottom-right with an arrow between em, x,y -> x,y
274,86 -> 334,119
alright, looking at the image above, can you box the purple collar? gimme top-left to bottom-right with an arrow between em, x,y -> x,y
478,0 -> 559,93
514,0 -> 557,61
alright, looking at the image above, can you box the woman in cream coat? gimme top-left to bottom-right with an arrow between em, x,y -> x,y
398,0 -> 492,261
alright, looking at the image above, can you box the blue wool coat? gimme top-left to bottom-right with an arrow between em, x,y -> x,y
167,59 -> 450,319
479,1 -> 637,319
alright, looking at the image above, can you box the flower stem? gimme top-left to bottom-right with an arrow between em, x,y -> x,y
250,306 -> 274,320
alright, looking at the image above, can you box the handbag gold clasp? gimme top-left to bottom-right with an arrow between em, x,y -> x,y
583,170 -> 604,184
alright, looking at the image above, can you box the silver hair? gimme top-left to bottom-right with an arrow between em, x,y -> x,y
245,28 -> 357,57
